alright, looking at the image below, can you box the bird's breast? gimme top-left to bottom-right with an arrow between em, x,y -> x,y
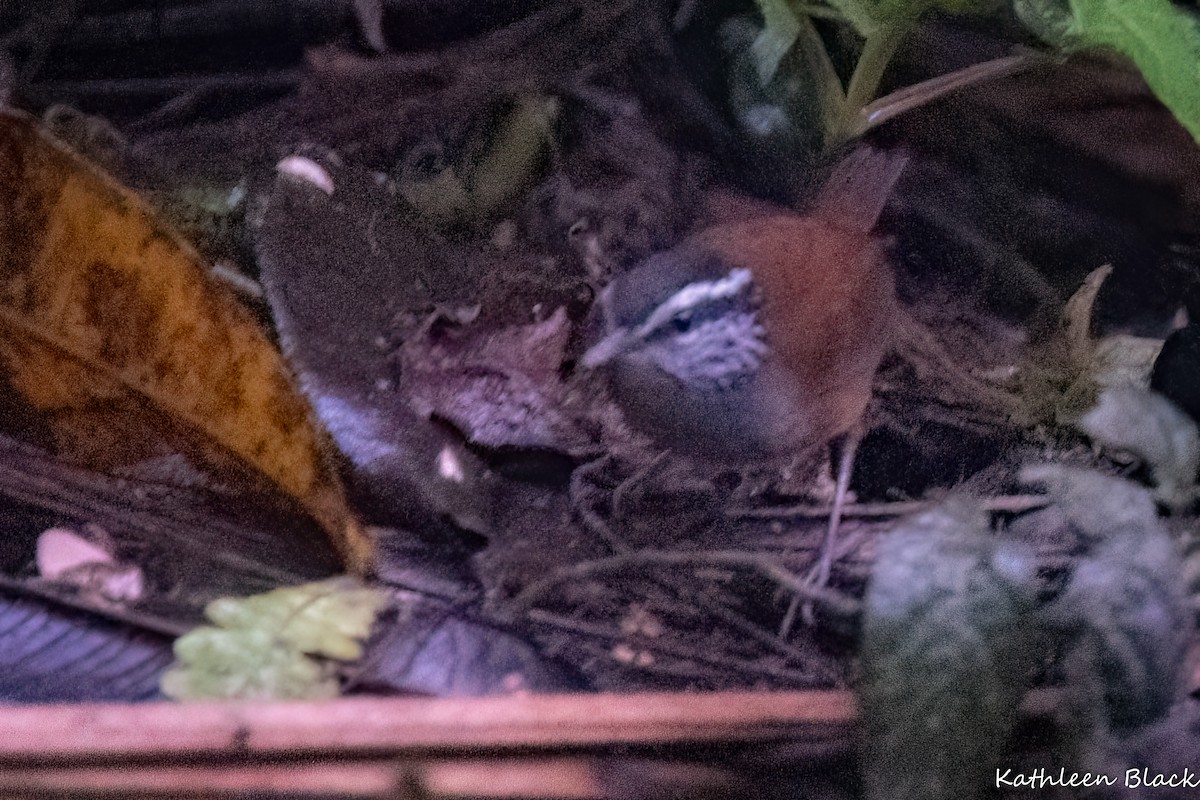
690,214 -> 896,445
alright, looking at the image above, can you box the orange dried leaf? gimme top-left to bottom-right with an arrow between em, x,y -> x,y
0,110 -> 373,573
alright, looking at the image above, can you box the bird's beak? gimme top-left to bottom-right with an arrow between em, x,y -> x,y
580,328 -> 634,369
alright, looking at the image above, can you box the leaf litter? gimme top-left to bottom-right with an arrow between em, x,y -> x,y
2,0 -> 1200,789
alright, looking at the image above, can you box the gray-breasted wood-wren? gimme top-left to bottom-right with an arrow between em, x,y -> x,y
581,147 -> 906,586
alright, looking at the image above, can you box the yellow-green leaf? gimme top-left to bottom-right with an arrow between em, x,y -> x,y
162,578 -> 387,701
163,627 -> 340,700
205,577 -> 388,660
467,93 -> 557,218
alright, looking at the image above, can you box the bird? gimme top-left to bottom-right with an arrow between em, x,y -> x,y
580,146 -> 906,589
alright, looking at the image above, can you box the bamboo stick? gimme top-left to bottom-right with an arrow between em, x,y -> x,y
0,691 -> 857,764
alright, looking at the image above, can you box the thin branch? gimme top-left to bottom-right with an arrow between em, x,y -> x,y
504,550 -> 861,619
731,494 -> 1050,520
525,609 -> 829,685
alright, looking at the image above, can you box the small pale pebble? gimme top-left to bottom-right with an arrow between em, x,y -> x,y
276,155 -> 335,195
100,567 -> 145,603
611,643 -> 636,664
491,220 -> 518,251
437,445 -> 466,483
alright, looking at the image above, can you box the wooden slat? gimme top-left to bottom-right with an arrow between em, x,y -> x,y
421,758 -> 604,799
0,763 -> 399,798
0,691 -> 857,764
0,759 -> 607,799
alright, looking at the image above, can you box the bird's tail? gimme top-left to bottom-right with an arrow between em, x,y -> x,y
813,146 -> 908,232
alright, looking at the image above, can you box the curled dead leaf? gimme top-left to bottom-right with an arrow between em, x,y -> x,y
404,307 -> 587,451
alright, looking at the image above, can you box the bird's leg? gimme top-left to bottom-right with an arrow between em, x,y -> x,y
814,430 -> 861,588
780,430 -> 862,636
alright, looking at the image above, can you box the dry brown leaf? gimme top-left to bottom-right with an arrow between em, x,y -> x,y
404,307 -> 587,451
1062,263 -> 1112,368
0,110 -> 372,573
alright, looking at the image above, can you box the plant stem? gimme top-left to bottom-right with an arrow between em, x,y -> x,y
829,24 -> 908,145
860,51 -> 1046,132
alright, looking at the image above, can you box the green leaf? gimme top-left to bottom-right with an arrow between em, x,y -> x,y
1022,466 -> 1190,732
1016,0 -> 1200,142
1019,464 -> 1160,543
1180,531 -> 1200,619
749,1 -> 1003,147
162,577 -> 388,701
861,499 -> 1039,800
724,14 -> 846,156
1055,531 -> 1189,732
823,0 -> 888,34
752,0 -> 803,83
933,0 -> 1002,11
1013,0 -> 1075,44
466,93 -> 558,219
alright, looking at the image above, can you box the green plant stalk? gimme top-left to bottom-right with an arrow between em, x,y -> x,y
793,12 -> 852,150
829,24 -> 908,145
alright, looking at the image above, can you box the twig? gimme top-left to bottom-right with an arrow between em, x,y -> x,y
694,587 -> 814,666
731,494 -> 1050,520
504,551 -> 861,619
611,451 -> 671,530
525,609 -> 827,685
892,305 -> 1021,413
862,51 -> 1049,132
569,455 -> 629,553
0,689 -> 860,762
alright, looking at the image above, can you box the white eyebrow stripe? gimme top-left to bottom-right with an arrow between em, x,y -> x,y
636,268 -> 754,337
